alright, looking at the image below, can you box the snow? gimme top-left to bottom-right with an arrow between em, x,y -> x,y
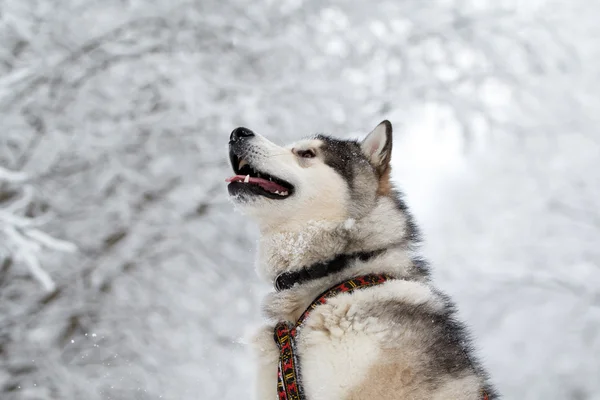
0,166 -> 27,183
1,0 -> 599,399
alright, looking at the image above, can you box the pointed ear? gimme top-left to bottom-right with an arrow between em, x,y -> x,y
360,120 -> 393,173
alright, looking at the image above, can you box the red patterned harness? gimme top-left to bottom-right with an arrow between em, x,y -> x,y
274,274 -> 390,400
273,274 -> 491,400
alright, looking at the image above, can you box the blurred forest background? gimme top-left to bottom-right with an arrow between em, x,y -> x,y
1,0 -> 599,399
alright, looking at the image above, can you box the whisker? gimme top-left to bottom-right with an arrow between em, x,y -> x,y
260,152 -> 292,160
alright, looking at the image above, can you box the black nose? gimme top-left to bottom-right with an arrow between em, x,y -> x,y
230,127 -> 255,142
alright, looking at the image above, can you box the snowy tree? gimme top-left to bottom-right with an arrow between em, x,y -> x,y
0,0 -> 598,399
0,166 -> 76,292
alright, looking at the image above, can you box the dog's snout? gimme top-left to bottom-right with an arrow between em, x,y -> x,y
230,127 -> 255,142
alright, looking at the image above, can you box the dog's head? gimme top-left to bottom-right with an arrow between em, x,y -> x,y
226,121 -> 394,231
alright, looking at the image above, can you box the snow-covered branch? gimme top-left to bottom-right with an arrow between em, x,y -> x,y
1,168 -> 76,293
0,166 -> 28,183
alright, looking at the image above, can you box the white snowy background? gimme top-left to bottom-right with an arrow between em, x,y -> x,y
1,0 -> 599,399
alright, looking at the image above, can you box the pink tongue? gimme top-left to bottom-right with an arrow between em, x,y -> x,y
225,175 -> 288,193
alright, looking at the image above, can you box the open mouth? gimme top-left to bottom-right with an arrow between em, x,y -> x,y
226,149 -> 294,200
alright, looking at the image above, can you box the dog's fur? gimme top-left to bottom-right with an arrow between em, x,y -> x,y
227,121 -> 497,399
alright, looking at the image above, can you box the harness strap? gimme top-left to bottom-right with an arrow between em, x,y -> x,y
273,274 -> 492,400
274,274 -> 391,400
274,250 -> 384,292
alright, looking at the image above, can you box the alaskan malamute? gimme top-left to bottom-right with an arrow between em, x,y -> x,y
226,121 -> 497,399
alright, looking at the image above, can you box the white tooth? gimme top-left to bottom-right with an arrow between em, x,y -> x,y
244,175 -> 250,183
269,177 -> 272,181
274,190 -> 280,195
282,191 -> 288,196
238,159 -> 248,169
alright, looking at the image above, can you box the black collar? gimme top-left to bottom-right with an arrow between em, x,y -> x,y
274,250 -> 385,291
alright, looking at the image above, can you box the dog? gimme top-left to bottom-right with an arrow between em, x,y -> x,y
226,121 -> 497,399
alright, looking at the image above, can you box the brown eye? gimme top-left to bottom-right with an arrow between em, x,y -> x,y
297,149 -> 316,158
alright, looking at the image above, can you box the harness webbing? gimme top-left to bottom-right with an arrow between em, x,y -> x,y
273,274 -> 391,400
272,273 -> 491,400
274,250 -> 384,292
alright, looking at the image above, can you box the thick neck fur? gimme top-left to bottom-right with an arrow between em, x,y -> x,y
257,195 -> 428,323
